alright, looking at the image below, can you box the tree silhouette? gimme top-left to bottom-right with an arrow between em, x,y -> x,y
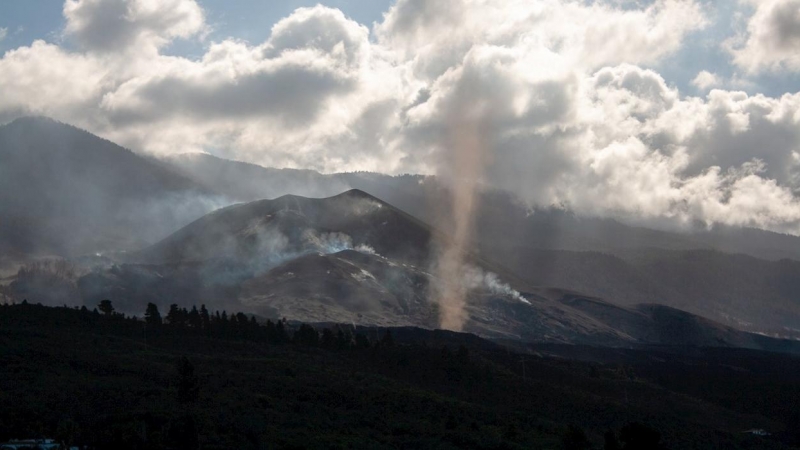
166,304 -> 185,328
274,319 -> 289,344
293,324 -> 319,346
200,304 -> 211,333
98,299 -> 114,316
144,303 -> 162,326
188,306 -> 201,329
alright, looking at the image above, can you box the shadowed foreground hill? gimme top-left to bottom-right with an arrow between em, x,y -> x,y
0,303 -> 798,449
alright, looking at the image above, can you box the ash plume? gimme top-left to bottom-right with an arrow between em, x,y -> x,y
430,116 -> 489,331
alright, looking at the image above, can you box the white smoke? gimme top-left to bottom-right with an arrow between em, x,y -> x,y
355,244 -> 377,255
243,219 -> 290,256
462,265 -> 530,305
301,230 -> 379,256
303,230 -> 354,253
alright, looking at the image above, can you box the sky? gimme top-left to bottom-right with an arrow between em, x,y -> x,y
2,0 -> 800,234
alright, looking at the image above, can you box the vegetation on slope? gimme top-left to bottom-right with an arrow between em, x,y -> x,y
1,302 -> 798,449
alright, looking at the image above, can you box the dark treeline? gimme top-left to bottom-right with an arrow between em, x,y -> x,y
1,301 -> 797,450
3,298 -> 399,350
140,300 -> 394,348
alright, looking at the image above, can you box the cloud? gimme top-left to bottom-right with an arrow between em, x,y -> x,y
100,6 -> 368,127
63,0 -> 205,54
553,67 -> 800,233
691,70 -> 720,90
4,0 -> 800,234
0,41 -> 106,122
728,0 -> 800,73
264,6 -> 369,67
94,5 -> 388,170
101,43 -> 357,125
376,0 -> 707,80
0,27 -> 7,42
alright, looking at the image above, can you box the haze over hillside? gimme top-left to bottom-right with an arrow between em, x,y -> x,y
163,151 -> 800,337
166,151 -> 800,262
5,184 -> 795,354
3,119 -> 800,342
0,117 -> 225,259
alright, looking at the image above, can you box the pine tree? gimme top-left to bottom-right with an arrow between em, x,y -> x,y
166,304 -> 179,326
274,319 -> 288,344
188,306 -> 201,329
200,305 -> 211,332
144,303 -> 162,326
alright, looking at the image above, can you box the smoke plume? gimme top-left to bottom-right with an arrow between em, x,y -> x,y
462,265 -> 530,305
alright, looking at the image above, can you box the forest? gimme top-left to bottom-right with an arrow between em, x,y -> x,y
1,301 -> 798,449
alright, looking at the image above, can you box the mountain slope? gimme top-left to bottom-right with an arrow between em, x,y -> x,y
0,117 -> 223,258
162,152 -> 350,201
156,153 -> 800,337
241,250 -> 800,352
135,189 -> 438,267
72,190 -> 799,352
488,246 -> 800,337
163,152 -> 800,262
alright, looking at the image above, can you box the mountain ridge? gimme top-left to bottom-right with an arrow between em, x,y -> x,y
0,116 -> 223,258
4,118 -> 800,349
66,190 -> 800,353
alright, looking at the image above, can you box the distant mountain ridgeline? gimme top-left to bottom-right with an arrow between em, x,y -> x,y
6,116 -> 800,264
162,152 -> 800,337
0,117 -> 225,258
4,117 -> 800,344
164,151 -> 800,262
4,189 -> 800,356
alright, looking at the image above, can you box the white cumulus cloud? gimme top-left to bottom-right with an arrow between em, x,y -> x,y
63,0 -> 205,54
728,0 -> 800,73
691,70 -> 720,90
